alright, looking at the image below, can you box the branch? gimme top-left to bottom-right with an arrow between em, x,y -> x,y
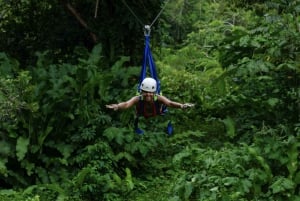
94,0 -> 99,18
63,1 -> 98,43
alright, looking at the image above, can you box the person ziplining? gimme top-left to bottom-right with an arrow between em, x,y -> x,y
106,77 -> 194,134
106,1 -> 194,134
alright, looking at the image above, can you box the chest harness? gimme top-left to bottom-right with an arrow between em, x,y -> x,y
136,95 -> 163,118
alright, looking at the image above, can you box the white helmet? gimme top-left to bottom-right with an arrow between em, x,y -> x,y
140,77 -> 157,92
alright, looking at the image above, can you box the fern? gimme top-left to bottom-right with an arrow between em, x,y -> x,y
72,167 -> 92,189
172,148 -> 192,166
114,152 -> 136,163
79,126 -> 96,141
23,184 -> 66,201
103,127 -> 127,145
270,177 -> 295,194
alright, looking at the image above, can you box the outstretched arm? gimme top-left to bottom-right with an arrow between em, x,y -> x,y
106,96 -> 139,111
157,95 -> 194,109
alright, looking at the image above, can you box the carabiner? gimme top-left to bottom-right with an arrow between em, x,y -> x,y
144,25 -> 151,36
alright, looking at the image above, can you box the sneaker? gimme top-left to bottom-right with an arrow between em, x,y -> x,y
167,121 -> 173,136
135,128 -> 144,135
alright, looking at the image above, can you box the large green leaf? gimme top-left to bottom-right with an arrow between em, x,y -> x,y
221,116 -> 236,139
16,136 -> 29,161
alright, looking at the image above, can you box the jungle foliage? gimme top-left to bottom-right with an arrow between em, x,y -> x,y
0,0 -> 300,200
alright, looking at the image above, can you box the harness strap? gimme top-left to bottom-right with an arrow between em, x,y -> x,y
137,27 -> 161,94
136,96 -> 161,118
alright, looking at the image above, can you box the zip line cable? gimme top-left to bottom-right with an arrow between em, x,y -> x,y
149,0 -> 170,27
121,0 -> 171,29
121,0 -> 144,26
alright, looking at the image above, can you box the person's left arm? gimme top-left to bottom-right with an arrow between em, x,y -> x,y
157,95 -> 195,109
157,95 -> 184,108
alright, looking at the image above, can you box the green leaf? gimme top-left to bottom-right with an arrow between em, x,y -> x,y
125,168 -> 134,190
294,171 -> 300,184
172,150 -> 191,165
240,179 -> 252,193
137,143 -> 149,157
38,126 -> 53,148
0,189 -> 17,195
270,177 -> 295,194
267,98 -> 280,107
184,182 -> 193,200
222,177 -> 238,186
16,136 -> 30,161
286,137 -> 299,178
74,167 -> 91,188
103,127 -> 125,145
0,158 -> 8,176
88,43 -> 103,65
112,173 -> 122,185
221,116 -> 236,138
0,53 -> 19,76
114,152 -> 135,163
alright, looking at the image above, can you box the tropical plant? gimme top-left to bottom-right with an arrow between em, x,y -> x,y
1,0 -> 300,201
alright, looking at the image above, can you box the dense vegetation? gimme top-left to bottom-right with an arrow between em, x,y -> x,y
0,0 -> 299,200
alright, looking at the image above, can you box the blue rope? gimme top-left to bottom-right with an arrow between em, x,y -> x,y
138,34 -> 161,94
135,28 -> 169,135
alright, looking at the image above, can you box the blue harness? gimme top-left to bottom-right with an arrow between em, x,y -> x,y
137,28 -> 161,94
134,26 -> 171,135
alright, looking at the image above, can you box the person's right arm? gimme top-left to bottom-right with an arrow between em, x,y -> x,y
106,96 -> 139,111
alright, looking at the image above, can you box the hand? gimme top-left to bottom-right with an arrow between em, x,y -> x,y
182,103 -> 195,109
106,104 -> 119,111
